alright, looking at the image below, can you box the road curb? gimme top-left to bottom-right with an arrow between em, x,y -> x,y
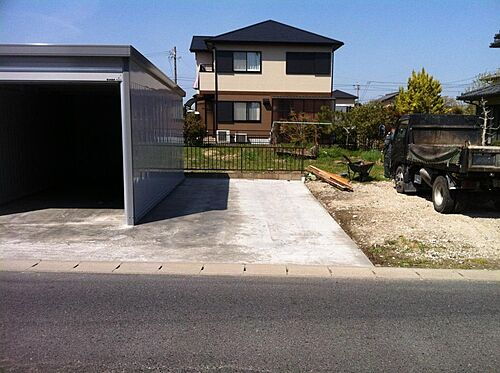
0,259 -> 499,281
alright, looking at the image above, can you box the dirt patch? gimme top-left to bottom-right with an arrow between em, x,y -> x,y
307,180 -> 500,269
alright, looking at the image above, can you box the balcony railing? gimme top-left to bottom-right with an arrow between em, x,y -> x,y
200,64 -> 213,72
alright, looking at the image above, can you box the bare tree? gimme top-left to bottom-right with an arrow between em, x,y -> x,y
479,98 -> 499,146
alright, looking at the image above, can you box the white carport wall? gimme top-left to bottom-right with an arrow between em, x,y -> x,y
0,44 -> 185,225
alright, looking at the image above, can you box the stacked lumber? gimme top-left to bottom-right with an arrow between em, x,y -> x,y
307,165 -> 353,192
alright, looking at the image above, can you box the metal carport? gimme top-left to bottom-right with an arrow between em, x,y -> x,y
0,44 -> 185,225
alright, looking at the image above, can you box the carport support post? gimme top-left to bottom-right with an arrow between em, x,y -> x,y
120,72 -> 135,225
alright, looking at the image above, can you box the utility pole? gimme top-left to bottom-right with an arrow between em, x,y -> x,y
353,83 -> 360,100
169,46 -> 178,84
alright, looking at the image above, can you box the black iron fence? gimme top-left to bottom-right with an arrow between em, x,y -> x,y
184,144 -> 305,171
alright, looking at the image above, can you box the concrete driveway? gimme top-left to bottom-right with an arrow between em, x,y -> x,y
0,177 -> 371,266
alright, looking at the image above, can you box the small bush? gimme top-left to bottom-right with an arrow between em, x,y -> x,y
184,112 -> 205,146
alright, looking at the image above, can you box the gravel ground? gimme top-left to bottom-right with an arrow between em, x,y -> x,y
307,180 -> 500,269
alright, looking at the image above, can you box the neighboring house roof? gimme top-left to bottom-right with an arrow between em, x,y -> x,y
190,20 -> 343,53
457,85 -> 500,100
332,89 -> 358,99
189,35 -> 213,52
376,92 -> 399,102
490,31 -> 500,48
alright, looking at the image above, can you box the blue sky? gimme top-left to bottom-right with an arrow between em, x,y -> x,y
1,0 -> 499,101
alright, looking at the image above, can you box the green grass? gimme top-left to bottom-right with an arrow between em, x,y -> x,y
183,144 -> 387,181
367,236 -> 499,269
305,146 -> 386,181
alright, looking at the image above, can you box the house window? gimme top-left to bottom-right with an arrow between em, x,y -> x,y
286,52 -> 331,75
217,101 -> 261,123
216,51 -> 261,73
218,101 -> 233,123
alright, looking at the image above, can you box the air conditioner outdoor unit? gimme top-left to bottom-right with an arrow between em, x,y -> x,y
234,133 -> 248,143
216,130 -> 230,144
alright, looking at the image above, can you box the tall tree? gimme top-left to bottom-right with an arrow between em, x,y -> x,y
395,68 -> 445,114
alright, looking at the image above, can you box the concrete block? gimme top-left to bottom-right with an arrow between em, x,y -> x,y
457,270 -> 500,282
414,268 -> 465,281
329,267 -> 376,279
73,261 -> 121,273
287,265 -> 331,277
159,262 -> 203,275
28,260 -> 79,272
201,263 -> 244,276
373,267 -> 421,280
0,259 -> 40,272
113,262 -> 162,275
244,264 -> 287,277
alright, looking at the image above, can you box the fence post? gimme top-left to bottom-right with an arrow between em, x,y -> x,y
240,147 -> 243,172
300,147 -> 305,171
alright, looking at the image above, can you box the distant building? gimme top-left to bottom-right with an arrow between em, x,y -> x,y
457,31 -> 500,141
332,89 -> 357,112
189,20 -> 344,142
375,92 -> 399,106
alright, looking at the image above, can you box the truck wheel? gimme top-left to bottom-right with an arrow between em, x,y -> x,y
432,176 -> 455,213
394,166 -> 405,194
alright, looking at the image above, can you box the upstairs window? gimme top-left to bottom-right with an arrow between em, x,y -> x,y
286,52 -> 331,75
216,51 -> 261,73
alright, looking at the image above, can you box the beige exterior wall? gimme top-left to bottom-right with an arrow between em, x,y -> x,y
197,44 -> 333,93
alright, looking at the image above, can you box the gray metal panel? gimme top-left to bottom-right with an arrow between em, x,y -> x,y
0,44 -> 133,57
0,56 -> 124,73
120,72 -> 135,226
0,44 -> 185,96
129,60 -> 185,223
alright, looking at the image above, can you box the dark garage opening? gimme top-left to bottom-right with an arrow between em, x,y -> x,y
0,83 -> 124,216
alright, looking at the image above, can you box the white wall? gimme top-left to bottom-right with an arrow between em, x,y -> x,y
129,60 -> 184,223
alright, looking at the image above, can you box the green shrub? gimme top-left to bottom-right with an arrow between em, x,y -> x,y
184,112 -> 205,146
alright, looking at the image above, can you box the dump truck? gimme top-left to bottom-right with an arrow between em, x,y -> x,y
385,114 -> 500,213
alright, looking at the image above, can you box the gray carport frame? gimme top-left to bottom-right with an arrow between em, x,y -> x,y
0,44 -> 186,225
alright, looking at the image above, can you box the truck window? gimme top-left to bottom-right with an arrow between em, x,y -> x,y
395,125 -> 407,142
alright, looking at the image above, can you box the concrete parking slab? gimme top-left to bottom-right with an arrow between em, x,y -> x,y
0,259 -> 40,272
0,177 -> 371,266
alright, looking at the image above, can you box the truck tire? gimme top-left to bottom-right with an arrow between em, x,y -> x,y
394,166 -> 405,194
432,176 -> 455,213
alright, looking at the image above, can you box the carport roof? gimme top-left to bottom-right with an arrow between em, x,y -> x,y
0,44 -> 141,57
0,44 -> 185,96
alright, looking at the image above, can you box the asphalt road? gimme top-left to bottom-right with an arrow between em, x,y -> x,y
1,272 -> 499,372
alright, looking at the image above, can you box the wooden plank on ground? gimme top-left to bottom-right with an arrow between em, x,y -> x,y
307,165 -> 354,192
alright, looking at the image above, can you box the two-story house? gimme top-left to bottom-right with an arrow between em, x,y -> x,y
190,20 -> 344,143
